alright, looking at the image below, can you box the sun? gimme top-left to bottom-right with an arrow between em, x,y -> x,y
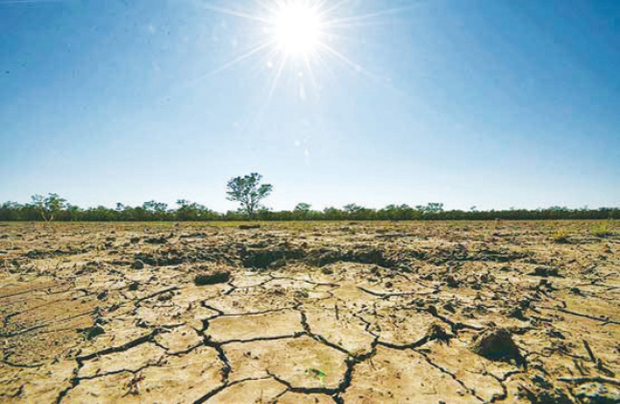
272,2 -> 323,57
198,0 -> 398,100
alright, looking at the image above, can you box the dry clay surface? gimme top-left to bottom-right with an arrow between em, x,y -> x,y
0,221 -> 619,403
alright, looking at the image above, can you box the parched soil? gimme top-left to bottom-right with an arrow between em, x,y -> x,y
0,220 -> 619,403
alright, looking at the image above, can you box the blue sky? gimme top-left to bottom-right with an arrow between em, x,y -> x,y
1,0 -> 618,212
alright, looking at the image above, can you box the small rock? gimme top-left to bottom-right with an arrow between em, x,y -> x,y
446,274 -> 459,288
131,259 -> 145,269
508,307 -> 527,321
413,298 -> 426,308
443,302 -> 456,313
158,291 -> 174,301
82,325 -> 105,340
427,305 -> 438,316
531,266 -> 560,277
128,282 -> 140,291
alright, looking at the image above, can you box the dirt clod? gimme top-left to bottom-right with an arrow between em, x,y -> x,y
82,325 -> 105,340
472,327 -> 523,364
446,274 -> 459,288
144,236 -> 168,244
426,322 -> 453,343
131,259 -> 145,269
194,271 -> 231,286
531,266 -> 560,277
239,224 -> 261,230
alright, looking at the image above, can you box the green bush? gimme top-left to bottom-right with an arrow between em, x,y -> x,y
552,229 -> 570,244
591,223 -> 612,238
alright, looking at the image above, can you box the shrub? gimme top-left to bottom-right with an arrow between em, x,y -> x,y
591,223 -> 612,238
552,229 -> 570,244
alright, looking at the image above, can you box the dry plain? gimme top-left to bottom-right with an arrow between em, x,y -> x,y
0,220 -> 619,403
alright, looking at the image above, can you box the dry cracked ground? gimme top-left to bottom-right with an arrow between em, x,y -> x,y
1,220 -> 619,403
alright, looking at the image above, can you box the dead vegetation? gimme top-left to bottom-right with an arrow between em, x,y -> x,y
0,220 -> 619,403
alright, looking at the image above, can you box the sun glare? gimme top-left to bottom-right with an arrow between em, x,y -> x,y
198,0 -> 400,102
273,3 -> 322,56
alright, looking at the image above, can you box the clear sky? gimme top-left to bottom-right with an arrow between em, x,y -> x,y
1,0 -> 618,212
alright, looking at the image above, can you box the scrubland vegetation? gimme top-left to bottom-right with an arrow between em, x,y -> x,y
3,174 -> 617,223
1,197 -> 617,222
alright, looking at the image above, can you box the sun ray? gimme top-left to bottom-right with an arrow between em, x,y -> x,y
317,42 -> 361,71
199,2 -> 272,24
316,0 -> 353,19
319,42 -> 409,98
322,6 -> 411,28
322,19 -> 402,30
319,30 -> 388,51
268,53 -> 289,101
318,41 -> 388,83
174,39 -> 275,98
312,47 -> 337,81
208,40 -> 276,77
303,53 -> 319,96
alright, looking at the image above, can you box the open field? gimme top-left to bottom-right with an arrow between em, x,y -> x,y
0,220 -> 619,403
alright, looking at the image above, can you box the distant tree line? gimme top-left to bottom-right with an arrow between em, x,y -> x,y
0,195 -> 616,222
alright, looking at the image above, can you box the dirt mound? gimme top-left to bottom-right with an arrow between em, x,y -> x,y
240,246 -> 305,268
472,327 -> 523,365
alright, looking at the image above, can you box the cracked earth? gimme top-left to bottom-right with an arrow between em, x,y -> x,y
1,221 -> 619,403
